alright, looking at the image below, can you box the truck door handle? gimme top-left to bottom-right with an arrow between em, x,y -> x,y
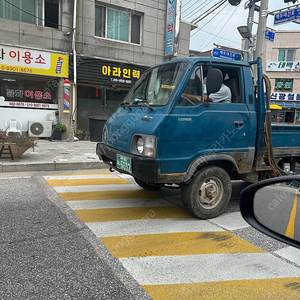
234,121 -> 244,127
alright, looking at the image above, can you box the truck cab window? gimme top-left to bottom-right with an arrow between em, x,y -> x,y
177,67 -> 202,107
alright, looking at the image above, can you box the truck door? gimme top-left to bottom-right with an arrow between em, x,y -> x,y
160,64 -> 253,175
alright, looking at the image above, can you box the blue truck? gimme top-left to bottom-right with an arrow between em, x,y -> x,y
96,57 -> 300,219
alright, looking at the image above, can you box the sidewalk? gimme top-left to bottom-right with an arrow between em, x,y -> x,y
0,140 -> 104,173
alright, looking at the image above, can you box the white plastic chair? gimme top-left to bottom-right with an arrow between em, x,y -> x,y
5,118 -> 22,136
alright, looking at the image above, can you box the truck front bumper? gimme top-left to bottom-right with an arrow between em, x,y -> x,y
96,142 -> 158,183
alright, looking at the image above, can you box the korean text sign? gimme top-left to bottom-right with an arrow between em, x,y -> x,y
266,61 -> 300,72
0,45 -> 68,77
165,0 -> 181,57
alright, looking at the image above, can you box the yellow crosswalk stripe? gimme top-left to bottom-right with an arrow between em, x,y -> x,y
59,189 -> 157,201
100,231 -> 265,258
46,172 -> 112,177
74,206 -> 193,222
143,277 -> 300,300
47,178 -> 130,186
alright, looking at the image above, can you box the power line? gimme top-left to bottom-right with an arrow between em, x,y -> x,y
192,0 -> 227,24
198,4 -> 240,51
181,0 -> 195,9
191,1 -> 228,37
182,0 -> 210,17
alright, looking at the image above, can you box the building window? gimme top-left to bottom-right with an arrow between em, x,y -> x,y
0,0 -> 59,29
274,78 -> 293,92
278,49 -> 296,62
0,75 -> 58,105
95,5 -> 141,44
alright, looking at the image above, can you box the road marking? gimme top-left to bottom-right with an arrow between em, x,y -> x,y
44,172 -> 300,299
54,184 -> 144,193
47,177 -> 131,186
209,211 -> 250,230
274,246 -> 300,265
119,253 -> 300,285
67,198 -> 173,210
143,277 -> 300,300
59,189 -> 157,201
44,173 -> 113,180
74,206 -> 193,222
86,218 -> 224,237
100,231 -> 265,258
285,190 -> 298,239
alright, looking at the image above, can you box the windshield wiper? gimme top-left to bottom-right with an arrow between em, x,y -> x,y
131,99 -> 153,111
119,102 -> 132,110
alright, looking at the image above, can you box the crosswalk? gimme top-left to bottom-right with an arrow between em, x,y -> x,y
45,171 -> 300,299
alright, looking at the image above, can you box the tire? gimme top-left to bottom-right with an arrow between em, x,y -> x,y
181,165 -> 232,219
134,178 -> 162,190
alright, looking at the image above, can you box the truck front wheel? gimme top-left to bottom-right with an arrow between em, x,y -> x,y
181,166 -> 232,219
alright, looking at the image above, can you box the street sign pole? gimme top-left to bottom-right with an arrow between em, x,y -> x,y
256,0 -> 268,59
254,0 -> 269,82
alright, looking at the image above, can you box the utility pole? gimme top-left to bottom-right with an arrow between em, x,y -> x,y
255,0 -> 269,60
244,1 -> 256,61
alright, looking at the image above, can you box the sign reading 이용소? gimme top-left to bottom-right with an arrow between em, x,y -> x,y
0,45 -> 68,77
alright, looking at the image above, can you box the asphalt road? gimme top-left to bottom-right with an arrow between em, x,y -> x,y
0,173 -> 151,300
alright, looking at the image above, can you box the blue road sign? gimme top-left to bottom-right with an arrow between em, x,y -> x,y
274,8 -> 300,25
212,48 -> 242,61
265,30 -> 275,42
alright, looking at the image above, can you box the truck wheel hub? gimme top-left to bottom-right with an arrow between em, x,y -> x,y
198,178 -> 223,209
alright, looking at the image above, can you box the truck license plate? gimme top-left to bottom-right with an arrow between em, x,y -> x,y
116,154 -> 132,173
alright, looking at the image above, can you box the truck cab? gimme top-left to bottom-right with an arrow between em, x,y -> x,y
97,57 -> 300,219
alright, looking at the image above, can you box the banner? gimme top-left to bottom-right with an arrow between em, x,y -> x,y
165,0 -> 181,57
0,45 -> 68,77
266,61 -> 300,72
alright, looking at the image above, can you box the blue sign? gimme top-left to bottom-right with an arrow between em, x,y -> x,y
265,30 -> 275,42
274,8 -> 300,25
165,0 -> 179,57
212,48 -> 242,61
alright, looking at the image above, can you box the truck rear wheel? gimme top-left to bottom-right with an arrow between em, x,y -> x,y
181,166 -> 232,219
134,178 -> 162,190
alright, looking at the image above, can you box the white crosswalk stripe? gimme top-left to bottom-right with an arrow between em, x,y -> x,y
120,253 -> 300,285
86,218 -> 224,237
67,198 -> 174,210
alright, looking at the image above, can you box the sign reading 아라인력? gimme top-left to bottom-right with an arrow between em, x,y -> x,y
0,45 -> 68,77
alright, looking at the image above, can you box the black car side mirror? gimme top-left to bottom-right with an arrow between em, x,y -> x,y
240,175 -> 300,249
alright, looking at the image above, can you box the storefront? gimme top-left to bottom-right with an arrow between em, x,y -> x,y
73,56 -> 148,133
0,44 -> 68,136
270,99 -> 300,124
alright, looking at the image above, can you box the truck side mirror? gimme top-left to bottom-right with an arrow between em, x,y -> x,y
240,176 -> 300,249
206,68 -> 223,94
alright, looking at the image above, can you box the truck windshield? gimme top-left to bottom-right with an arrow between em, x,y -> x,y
124,61 -> 187,106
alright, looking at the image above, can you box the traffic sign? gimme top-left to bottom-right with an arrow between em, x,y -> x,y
265,30 -> 275,42
212,48 -> 242,61
274,8 -> 300,25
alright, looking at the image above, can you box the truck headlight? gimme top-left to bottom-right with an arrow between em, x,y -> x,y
131,134 -> 157,157
137,137 -> 144,154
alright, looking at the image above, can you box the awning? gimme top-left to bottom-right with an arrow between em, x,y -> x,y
270,104 -> 282,109
271,101 -> 300,108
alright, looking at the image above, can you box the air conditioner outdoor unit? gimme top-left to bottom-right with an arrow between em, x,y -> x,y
28,121 -> 53,138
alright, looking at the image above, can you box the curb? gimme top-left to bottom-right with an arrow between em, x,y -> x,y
0,160 -> 106,173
